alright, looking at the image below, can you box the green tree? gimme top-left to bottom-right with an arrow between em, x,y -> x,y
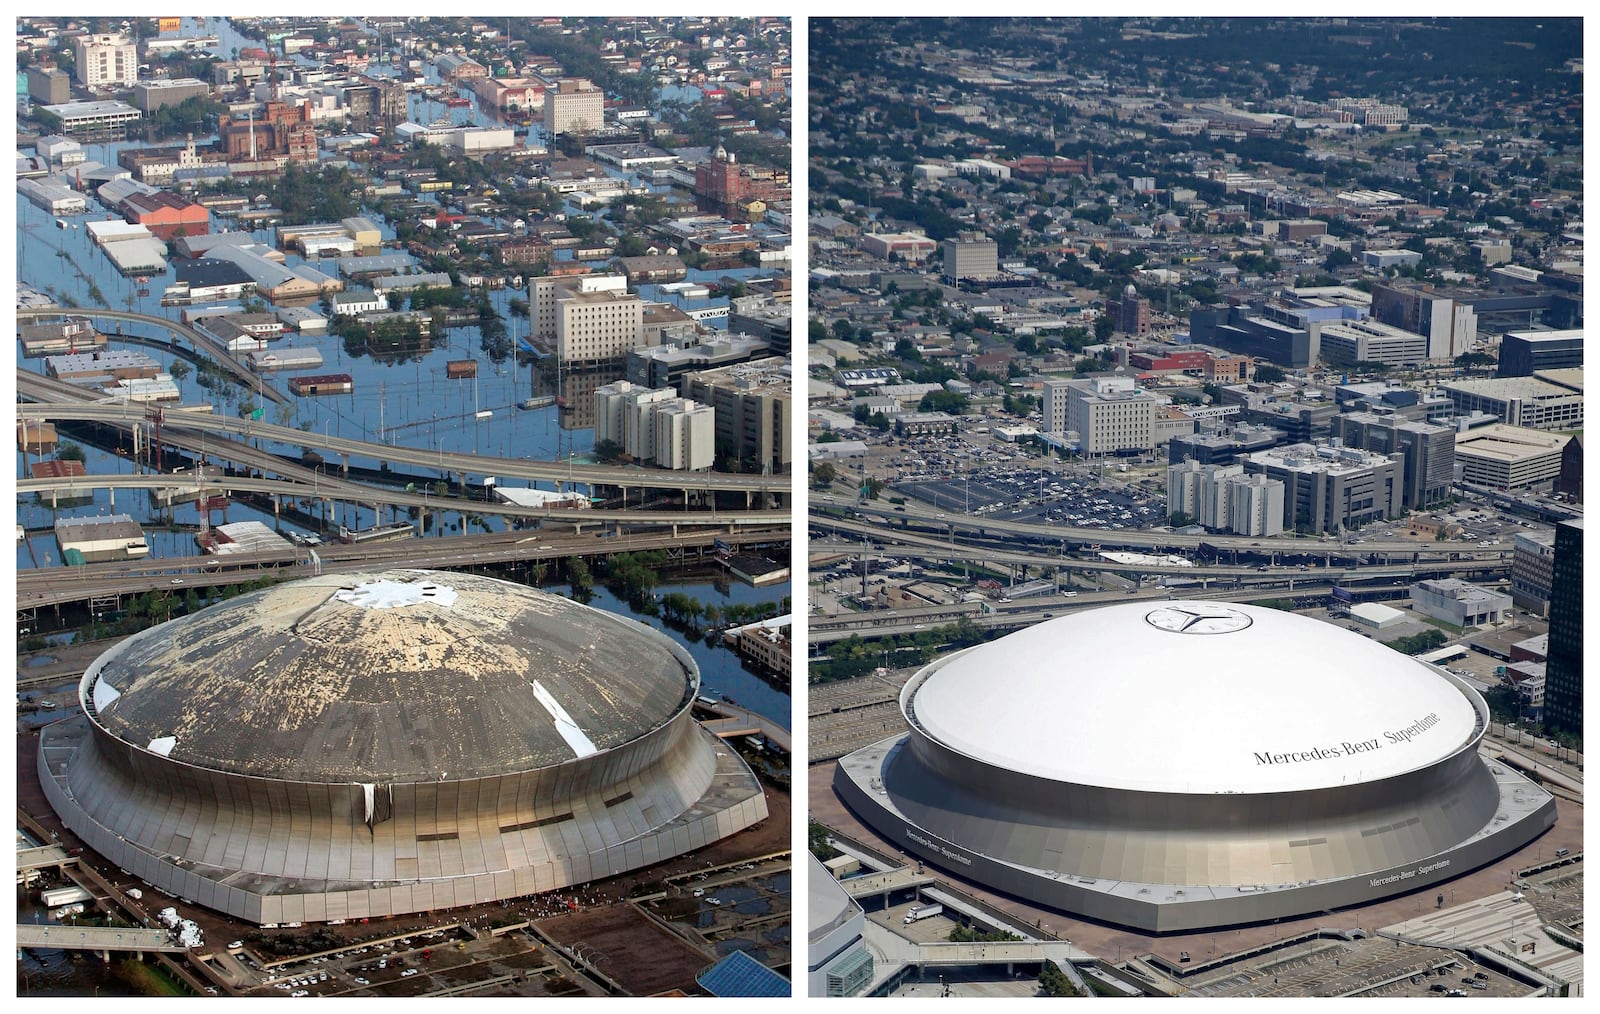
808,820 -> 840,861
812,461 -> 839,487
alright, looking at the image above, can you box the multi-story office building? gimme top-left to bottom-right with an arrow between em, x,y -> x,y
1167,461 -> 1284,536
26,65 -> 71,104
543,78 -> 604,135
1543,520 -> 1582,738
681,357 -> 792,475
1333,412 -> 1455,509
1497,329 -> 1583,377
1237,398 -> 1336,444
653,400 -> 717,471
1370,282 -> 1477,360
1042,376 -> 1158,455
592,381 -> 714,471
941,232 -> 999,282
529,274 -> 646,364
74,32 -> 138,88
1190,304 -> 1312,367
1243,443 -> 1401,533
131,78 -> 212,112
1441,376 -> 1583,431
625,335 -> 773,390
1557,435 -> 1582,501
1510,529 -> 1556,617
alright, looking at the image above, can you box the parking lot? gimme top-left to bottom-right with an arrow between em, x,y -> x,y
1178,937 -> 1527,998
899,465 -> 1167,528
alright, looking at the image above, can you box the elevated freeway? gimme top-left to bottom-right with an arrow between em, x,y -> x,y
16,524 -> 789,610
19,306 -> 289,404
16,923 -> 184,955
808,584 -> 1345,647
823,500 -> 1516,563
18,472 -> 789,531
18,381 -> 790,498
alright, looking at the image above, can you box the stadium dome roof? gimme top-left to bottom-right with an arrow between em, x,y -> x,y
906,601 -> 1478,794
86,570 -> 696,783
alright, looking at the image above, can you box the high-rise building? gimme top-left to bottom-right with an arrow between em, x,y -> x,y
529,274 -> 646,364
1333,412 -> 1455,509
73,33 -> 138,88
1497,329 -> 1583,377
1369,282 -> 1478,361
653,400 -> 717,471
542,78 -> 604,135
1243,443 -> 1401,533
680,357 -> 792,475
1509,530 -> 1556,617
1167,460 -> 1284,536
940,232 -> 998,283
1543,519 -> 1582,738
1042,376 -> 1158,455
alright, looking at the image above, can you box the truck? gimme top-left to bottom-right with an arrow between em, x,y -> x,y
904,904 -> 944,924
42,885 -> 94,908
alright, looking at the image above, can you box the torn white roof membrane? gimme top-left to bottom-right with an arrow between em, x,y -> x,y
529,679 -> 598,759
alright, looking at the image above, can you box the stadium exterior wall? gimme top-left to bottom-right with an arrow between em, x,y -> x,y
835,753 -> 1555,933
41,710 -> 766,924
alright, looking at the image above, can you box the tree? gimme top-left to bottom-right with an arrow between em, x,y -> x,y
1253,363 -> 1286,383
57,441 -> 86,462
1039,961 -> 1079,997
1169,511 -> 1196,528
1093,315 -> 1115,341
808,820 -> 840,861
918,390 -> 969,414
594,439 -> 624,463
168,359 -> 193,382
812,461 -> 839,487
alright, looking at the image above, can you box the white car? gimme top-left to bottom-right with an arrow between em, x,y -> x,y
401,969 -> 419,977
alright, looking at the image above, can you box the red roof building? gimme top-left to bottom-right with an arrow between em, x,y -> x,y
123,191 -> 211,241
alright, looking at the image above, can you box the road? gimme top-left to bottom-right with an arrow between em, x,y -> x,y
822,498 -> 1516,562
18,381 -> 788,497
16,524 -> 788,610
20,306 -> 289,404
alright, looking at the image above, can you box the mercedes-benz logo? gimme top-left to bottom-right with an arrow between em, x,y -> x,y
1144,604 -> 1253,634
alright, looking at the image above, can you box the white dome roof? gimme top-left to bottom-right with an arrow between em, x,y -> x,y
907,602 -> 1479,794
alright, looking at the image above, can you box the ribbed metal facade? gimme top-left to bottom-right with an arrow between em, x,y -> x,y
835,667 -> 1557,932
37,572 -> 769,924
